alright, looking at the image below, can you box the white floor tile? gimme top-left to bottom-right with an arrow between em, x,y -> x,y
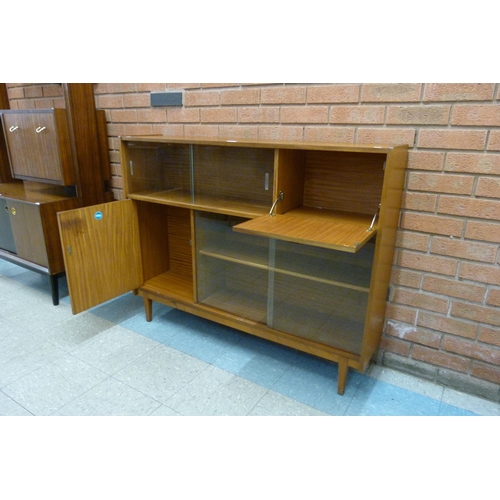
0,391 -> 33,416
56,377 -> 163,416
165,365 -> 268,416
70,325 -> 160,375
2,354 -> 109,416
248,390 -> 330,416
113,344 -> 208,405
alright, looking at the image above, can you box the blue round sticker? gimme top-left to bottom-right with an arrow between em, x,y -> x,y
94,211 -> 103,221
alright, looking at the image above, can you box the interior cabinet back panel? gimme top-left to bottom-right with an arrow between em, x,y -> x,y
302,151 -> 385,215
166,206 -> 193,278
126,142 -> 191,195
193,145 -> 274,206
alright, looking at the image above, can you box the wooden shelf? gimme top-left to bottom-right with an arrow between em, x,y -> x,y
129,190 -> 269,218
140,270 -> 193,303
0,182 -> 75,204
233,206 -> 378,252
199,240 -> 372,292
198,288 -> 268,324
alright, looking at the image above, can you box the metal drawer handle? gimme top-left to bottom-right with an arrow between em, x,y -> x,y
9,125 -> 19,132
35,126 -> 46,133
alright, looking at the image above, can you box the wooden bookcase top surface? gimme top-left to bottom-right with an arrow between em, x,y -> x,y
121,135 -> 403,154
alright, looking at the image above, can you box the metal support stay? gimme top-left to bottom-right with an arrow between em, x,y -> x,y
269,191 -> 284,217
367,204 -> 381,232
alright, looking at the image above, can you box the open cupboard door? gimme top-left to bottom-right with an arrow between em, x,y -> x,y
57,200 -> 143,314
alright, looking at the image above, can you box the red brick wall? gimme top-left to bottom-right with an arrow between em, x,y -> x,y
5,82 -> 500,401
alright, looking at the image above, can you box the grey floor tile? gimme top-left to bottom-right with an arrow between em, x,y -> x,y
367,364 -> 444,400
56,377 -> 163,416
34,312 -> 116,352
114,344 -> 209,404
248,390 -> 330,416
120,306 -> 192,344
2,354 -> 109,416
438,401 -> 478,416
1,291 -> 75,332
213,335 -> 300,389
0,390 -> 33,416
442,388 -> 500,416
345,377 -> 442,416
0,326 -> 66,388
166,365 -> 268,416
271,356 -> 363,415
0,316 -> 34,341
149,404 -> 182,416
88,292 -> 146,324
165,312 -> 245,363
70,325 -> 160,375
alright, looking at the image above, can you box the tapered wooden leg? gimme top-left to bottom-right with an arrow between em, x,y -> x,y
143,296 -> 153,322
337,357 -> 348,395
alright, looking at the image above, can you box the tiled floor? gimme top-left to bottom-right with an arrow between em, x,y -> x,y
1,259 -> 500,417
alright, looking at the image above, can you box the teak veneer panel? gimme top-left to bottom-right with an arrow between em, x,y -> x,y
234,207 -> 377,252
58,200 -> 143,314
2,109 -> 74,185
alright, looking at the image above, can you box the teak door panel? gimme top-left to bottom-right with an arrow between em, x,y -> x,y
57,200 -> 143,314
2,110 -> 74,185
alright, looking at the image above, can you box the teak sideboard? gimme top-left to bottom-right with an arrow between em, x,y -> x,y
57,136 -> 408,394
0,84 -> 112,304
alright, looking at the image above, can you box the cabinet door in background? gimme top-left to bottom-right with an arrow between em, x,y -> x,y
8,199 -> 49,267
2,110 -> 73,185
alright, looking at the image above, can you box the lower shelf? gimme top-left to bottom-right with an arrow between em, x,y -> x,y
140,270 -> 194,303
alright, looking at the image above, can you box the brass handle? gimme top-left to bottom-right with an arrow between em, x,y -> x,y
9,125 -> 19,132
11,207 -> 16,216
35,126 -> 47,133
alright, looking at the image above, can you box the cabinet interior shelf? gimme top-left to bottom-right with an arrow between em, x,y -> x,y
140,270 -> 193,303
199,243 -> 372,292
129,190 -> 269,218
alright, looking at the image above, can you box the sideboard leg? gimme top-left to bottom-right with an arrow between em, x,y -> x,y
48,274 -> 59,306
143,296 -> 153,322
337,358 -> 348,395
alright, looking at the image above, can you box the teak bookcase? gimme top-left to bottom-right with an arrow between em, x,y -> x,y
0,84 -> 112,304
57,136 -> 408,394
